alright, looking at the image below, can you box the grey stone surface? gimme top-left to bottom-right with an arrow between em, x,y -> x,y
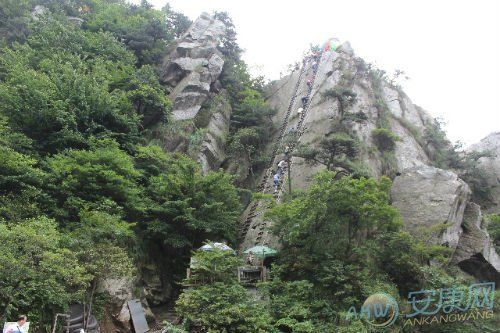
467,132 -> 500,214
391,165 -> 470,249
337,41 -> 354,56
243,41 -> 499,279
197,94 -> 231,174
452,203 -> 500,284
98,278 -> 135,331
160,13 -> 226,121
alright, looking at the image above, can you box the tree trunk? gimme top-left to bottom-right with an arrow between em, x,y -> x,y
85,279 -> 97,330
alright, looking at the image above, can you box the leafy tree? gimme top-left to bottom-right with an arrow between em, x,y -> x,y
213,11 -> 240,61
125,65 -> 172,127
227,88 -> 276,175
0,14 -> 170,154
423,118 -> 461,168
140,156 -> 241,245
372,128 -> 400,152
64,210 -> 135,323
487,214 -> 500,253
295,133 -> 359,172
231,89 -> 276,131
177,283 -> 276,333
45,139 -> 143,222
162,4 -> 191,39
260,279 -> 318,332
0,116 -> 46,221
176,250 -> 276,332
134,146 -> 241,282
0,0 -> 32,47
0,217 -> 90,329
423,120 -> 493,203
0,19 -> 140,153
0,146 -> 45,221
229,128 -> 265,174
84,0 -> 173,65
374,231 -> 424,295
322,87 -> 357,118
268,173 -> 406,306
268,173 -> 402,301
186,247 -> 242,285
455,150 -> 493,204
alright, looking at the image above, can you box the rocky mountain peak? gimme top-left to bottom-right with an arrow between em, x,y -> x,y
160,13 -> 226,121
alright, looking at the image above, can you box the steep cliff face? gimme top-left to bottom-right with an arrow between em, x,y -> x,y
240,42 -> 500,280
468,132 -> 500,214
155,12 -> 499,287
159,13 -> 231,173
265,43 -> 434,181
160,12 -> 225,122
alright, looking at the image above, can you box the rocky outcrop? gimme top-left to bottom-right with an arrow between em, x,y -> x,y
391,165 -> 470,248
451,203 -> 500,284
158,13 -> 231,175
98,278 -> 135,332
467,132 -> 500,214
197,94 -> 231,174
160,13 -> 225,121
141,263 -> 172,307
265,44 -> 435,186
255,42 -> 500,280
98,276 -> 157,332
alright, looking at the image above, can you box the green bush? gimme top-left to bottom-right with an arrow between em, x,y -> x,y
342,111 -> 367,123
177,283 -> 277,332
0,217 -> 90,329
295,133 -> 359,172
372,128 -> 400,152
487,214 -> 500,253
186,247 -> 242,284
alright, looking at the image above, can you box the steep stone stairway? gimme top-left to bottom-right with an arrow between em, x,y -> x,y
275,53 -> 324,204
238,50 -> 325,249
237,62 -> 306,245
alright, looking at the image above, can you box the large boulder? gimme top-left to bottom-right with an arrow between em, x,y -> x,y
467,132 -> 500,214
451,203 -> 500,284
160,13 -> 226,122
391,165 -> 471,249
98,278 -> 134,332
197,94 -> 231,174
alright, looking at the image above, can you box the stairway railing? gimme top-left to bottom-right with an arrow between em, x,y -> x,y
260,51 -> 326,246
275,52 -> 325,203
237,62 -> 307,242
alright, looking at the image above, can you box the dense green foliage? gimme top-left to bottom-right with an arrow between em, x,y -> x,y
295,133 -> 359,172
261,172 -> 482,332
0,15 -> 171,154
1,2 -> 497,333
372,127 -> 401,152
487,214 -> 500,253
0,217 -> 89,327
423,119 -> 493,203
322,87 -> 357,118
0,2 -> 242,330
214,12 -> 276,182
173,173 -> 489,332
176,249 -> 276,332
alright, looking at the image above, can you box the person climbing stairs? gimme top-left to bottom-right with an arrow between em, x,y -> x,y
238,50 -> 326,247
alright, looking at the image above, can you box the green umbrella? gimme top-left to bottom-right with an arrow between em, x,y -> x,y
243,245 -> 277,259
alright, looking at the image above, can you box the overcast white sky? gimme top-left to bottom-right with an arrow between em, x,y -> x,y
145,0 -> 499,145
